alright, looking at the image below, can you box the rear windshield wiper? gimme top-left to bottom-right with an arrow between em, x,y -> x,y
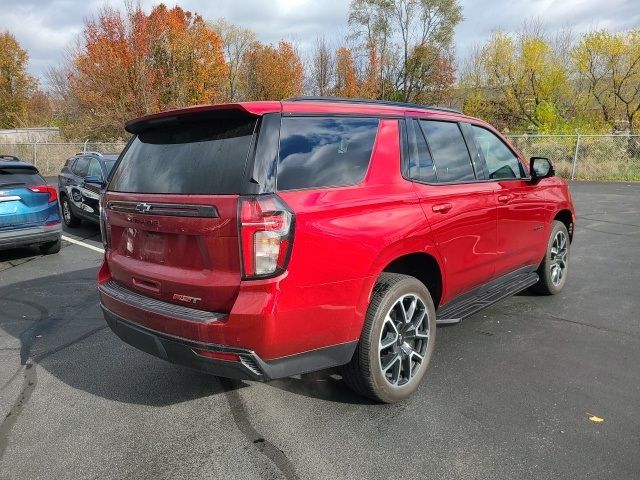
0,182 -> 27,188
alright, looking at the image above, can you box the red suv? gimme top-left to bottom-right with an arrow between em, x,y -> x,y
98,97 -> 575,402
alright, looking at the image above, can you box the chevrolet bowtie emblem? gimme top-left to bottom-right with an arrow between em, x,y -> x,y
135,203 -> 152,213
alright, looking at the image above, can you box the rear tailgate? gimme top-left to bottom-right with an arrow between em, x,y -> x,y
0,168 -> 51,230
104,109 -> 259,313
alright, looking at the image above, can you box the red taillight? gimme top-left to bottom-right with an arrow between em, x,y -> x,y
29,185 -> 57,203
239,195 -> 294,279
98,257 -> 111,284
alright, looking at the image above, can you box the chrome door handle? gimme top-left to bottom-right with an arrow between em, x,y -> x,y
498,194 -> 513,203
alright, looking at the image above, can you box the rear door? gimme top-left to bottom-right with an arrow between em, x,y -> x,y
0,166 -> 51,230
469,124 -> 549,275
103,111 -> 259,313
405,117 -> 498,301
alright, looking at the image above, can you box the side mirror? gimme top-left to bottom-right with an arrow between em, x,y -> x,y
84,175 -> 104,186
530,157 -> 555,181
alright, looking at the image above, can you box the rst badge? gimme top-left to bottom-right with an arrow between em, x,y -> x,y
172,293 -> 202,305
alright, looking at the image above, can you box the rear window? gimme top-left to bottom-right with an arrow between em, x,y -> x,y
277,117 -> 379,191
0,168 -> 44,187
109,118 -> 257,194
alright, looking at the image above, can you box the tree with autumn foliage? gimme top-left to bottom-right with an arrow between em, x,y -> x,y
0,32 -> 37,128
239,41 -> 304,101
54,4 -> 227,139
334,47 -> 359,97
348,0 -> 462,103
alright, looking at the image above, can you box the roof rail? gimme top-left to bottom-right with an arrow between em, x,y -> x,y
76,151 -> 104,157
0,155 -> 21,162
284,96 -> 463,114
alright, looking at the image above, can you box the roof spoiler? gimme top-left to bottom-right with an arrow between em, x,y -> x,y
125,102 -> 280,134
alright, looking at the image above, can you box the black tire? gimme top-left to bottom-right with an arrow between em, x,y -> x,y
61,195 -> 81,227
341,273 -> 436,403
39,237 -> 61,255
531,220 -> 570,295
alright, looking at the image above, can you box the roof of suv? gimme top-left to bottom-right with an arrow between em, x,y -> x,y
125,97 -> 474,134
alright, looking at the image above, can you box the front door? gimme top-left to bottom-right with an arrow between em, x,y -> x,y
469,125 -> 548,275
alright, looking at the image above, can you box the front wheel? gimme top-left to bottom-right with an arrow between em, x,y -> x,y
531,220 -> 570,295
341,273 -> 436,403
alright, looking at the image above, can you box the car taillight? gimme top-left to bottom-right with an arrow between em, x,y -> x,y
29,185 -> 57,203
99,195 -> 110,248
239,195 -> 294,279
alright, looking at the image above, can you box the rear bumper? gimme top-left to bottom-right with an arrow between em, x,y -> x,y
0,224 -> 62,250
101,304 -> 357,381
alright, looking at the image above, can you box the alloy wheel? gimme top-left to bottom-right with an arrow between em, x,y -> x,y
62,199 -> 71,224
378,293 -> 430,387
550,230 -> 568,286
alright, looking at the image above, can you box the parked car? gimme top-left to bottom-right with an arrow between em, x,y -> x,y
98,97 -> 575,403
58,151 -> 119,227
0,155 -> 62,254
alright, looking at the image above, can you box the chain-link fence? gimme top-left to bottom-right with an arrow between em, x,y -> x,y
0,142 -> 127,177
506,134 -> 640,181
1,135 -> 639,181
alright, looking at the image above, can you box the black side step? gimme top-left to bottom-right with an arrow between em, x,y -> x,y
436,271 -> 539,325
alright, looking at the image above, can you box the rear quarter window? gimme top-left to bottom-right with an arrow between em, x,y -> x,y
277,117 -> 379,191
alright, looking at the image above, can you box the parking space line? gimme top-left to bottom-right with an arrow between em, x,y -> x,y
61,235 -> 105,254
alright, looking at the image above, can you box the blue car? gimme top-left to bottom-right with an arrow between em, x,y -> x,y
0,155 -> 62,254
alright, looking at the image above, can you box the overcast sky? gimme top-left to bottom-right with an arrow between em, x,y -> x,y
1,0 -> 638,87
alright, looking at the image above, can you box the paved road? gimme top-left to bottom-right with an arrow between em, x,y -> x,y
0,182 -> 638,479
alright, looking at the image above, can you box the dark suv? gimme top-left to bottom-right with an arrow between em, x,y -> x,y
58,151 -> 118,227
98,97 -> 575,402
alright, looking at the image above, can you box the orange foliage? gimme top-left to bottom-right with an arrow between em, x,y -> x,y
240,41 -> 304,100
70,4 -> 227,138
360,44 -> 380,99
334,47 -> 358,97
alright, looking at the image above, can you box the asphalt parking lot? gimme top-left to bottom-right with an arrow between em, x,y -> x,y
0,182 -> 638,479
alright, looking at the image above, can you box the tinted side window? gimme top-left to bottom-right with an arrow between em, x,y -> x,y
472,126 -> 523,179
406,120 -> 437,183
277,117 -> 379,191
420,120 -> 475,183
72,157 -> 89,177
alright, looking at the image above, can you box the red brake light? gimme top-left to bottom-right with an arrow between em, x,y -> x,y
239,195 -> 294,279
29,185 -> 58,203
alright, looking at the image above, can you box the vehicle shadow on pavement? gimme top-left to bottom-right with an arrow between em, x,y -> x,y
0,267 -> 244,407
268,370 -> 378,405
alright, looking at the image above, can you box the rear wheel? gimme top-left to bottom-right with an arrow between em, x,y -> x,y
40,238 -> 61,255
342,273 -> 436,403
531,220 -> 570,295
61,195 -> 81,227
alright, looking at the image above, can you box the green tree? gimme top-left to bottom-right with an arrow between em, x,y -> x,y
574,29 -> 640,132
0,32 -> 36,127
460,28 -> 570,131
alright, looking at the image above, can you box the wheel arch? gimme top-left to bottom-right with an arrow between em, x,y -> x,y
554,209 -> 574,241
350,246 -> 445,341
